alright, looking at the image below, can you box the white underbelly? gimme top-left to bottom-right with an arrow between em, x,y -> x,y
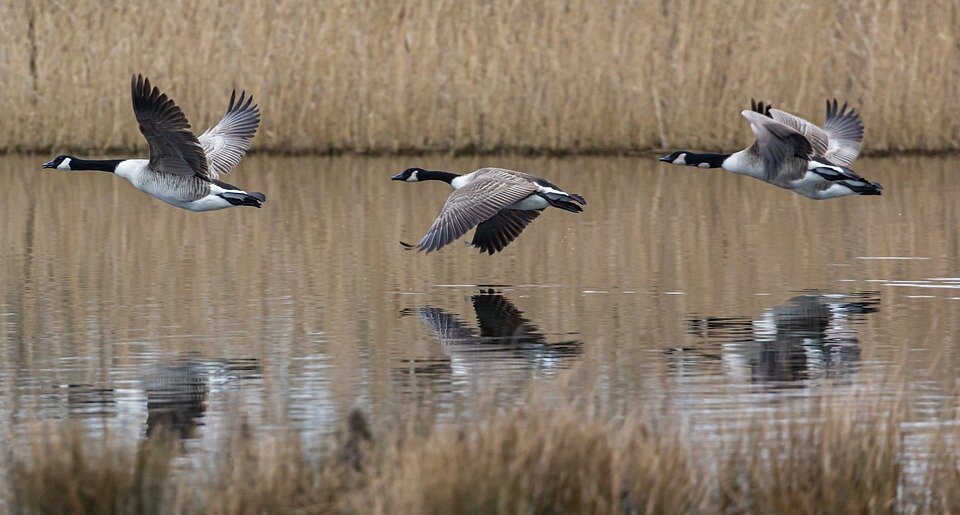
122,173 -> 231,211
506,195 -> 547,210
179,194 -> 234,211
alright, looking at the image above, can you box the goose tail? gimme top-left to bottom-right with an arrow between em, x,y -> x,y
539,191 -> 586,213
212,180 -> 265,208
841,180 -> 883,196
219,190 -> 266,208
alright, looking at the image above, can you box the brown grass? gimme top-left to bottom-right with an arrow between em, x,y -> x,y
6,389 -> 960,514
0,1 -> 957,154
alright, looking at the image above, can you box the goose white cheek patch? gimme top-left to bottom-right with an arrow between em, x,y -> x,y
57,158 -> 72,171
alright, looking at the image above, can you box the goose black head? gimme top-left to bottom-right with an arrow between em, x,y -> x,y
42,155 -> 76,171
391,167 -> 427,182
658,151 -> 690,165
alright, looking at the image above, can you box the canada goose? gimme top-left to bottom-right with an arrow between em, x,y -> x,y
41,74 -> 265,211
659,99 -> 882,199
391,166 -> 586,254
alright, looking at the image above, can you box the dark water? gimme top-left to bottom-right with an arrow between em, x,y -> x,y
1,154 -> 959,448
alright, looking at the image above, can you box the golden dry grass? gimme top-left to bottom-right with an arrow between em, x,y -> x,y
6,388 -> 960,514
0,0 -> 956,154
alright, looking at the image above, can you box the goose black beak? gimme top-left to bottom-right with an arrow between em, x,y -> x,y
390,172 -> 405,180
41,160 -> 56,169
657,154 -> 672,163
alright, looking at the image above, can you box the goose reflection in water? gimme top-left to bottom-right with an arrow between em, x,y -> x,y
394,291 -> 583,388
678,292 -> 879,387
144,357 -> 261,439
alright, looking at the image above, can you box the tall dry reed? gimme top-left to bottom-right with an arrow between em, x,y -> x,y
6,389 -> 960,514
0,0 -> 956,154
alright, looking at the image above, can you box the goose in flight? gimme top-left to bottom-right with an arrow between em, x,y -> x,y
659,99 -> 881,199
391,166 -> 585,254
42,74 -> 265,211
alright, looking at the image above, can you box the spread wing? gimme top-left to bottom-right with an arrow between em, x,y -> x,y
821,99 -> 864,166
469,209 -> 541,255
131,74 -> 209,180
741,110 -> 813,184
769,109 -> 830,159
415,178 -> 538,253
198,90 -> 261,180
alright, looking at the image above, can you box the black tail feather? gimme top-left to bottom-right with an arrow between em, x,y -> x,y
539,192 -> 586,213
841,180 -> 883,195
544,197 -> 583,213
219,191 -> 265,208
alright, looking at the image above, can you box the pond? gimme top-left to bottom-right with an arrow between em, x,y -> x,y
0,153 -> 957,450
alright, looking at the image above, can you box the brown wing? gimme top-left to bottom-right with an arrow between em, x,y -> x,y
131,74 -> 210,180
769,109 -> 830,159
741,110 -> 813,184
469,209 -> 541,254
416,179 -> 538,253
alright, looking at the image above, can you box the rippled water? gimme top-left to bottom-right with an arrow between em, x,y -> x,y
1,153 -> 959,449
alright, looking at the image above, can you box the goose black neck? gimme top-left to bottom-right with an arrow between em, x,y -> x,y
684,152 -> 730,169
71,158 -> 124,173
419,170 -> 459,184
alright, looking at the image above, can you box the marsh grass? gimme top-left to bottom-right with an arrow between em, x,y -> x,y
7,389 -> 960,514
8,427 -> 175,514
0,1 -> 957,154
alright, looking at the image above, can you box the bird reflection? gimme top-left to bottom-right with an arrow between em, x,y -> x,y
62,384 -> 116,418
144,361 -> 208,439
144,357 -> 261,439
394,291 -> 583,389
678,292 -> 879,387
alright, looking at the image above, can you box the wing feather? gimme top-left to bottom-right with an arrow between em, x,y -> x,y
821,99 -> 864,166
416,178 -> 538,253
741,110 -> 813,184
769,109 -> 830,158
198,90 -> 261,180
131,74 -> 209,180
469,209 -> 541,254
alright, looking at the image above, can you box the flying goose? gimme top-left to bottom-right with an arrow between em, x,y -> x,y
659,99 -> 881,199
42,74 -> 265,211
391,166 -> 585,254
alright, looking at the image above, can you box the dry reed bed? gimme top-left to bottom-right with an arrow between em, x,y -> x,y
6,390 -> 960,514
0,0 -> 957,154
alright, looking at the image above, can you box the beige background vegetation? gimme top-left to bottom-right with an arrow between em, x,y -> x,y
0,0 -> 957,154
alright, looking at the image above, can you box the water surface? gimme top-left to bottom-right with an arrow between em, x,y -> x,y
1,154 -> 958,448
